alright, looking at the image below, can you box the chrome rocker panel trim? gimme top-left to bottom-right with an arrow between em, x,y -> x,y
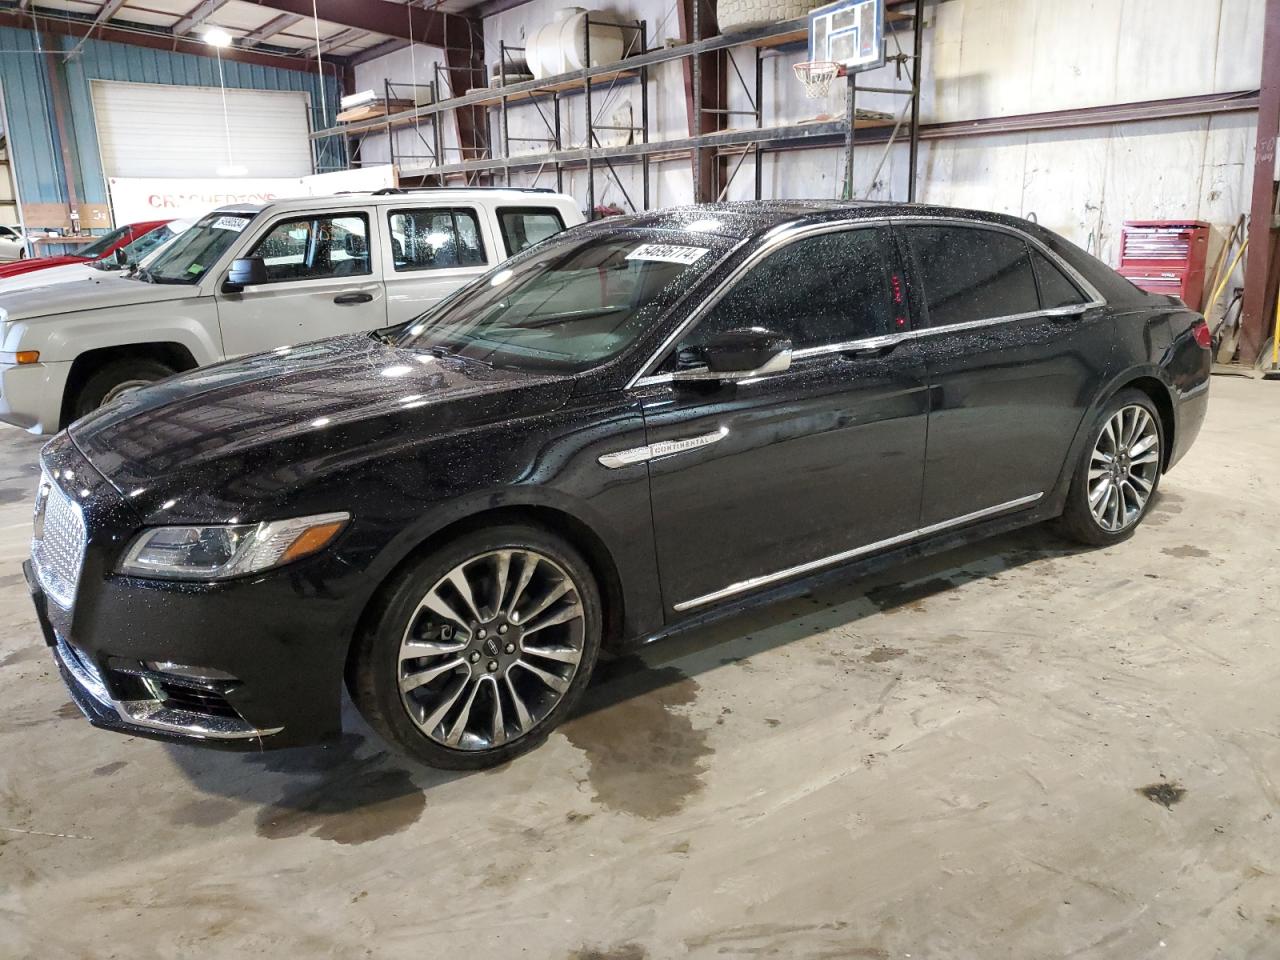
55,636 -> 284,742
673,492 -> 1044,612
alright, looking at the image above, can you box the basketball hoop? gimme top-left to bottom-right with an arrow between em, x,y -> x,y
793,60 -> 841,98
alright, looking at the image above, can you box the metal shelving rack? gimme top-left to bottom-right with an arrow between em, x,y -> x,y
312,1 -> 925,217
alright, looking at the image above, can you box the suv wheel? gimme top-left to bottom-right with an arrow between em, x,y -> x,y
351,524 -> 602,769
73,358 -> 176,419
1057,388 -> 1163,545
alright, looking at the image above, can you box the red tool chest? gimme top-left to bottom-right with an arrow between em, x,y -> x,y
1116,220 -> 1211,311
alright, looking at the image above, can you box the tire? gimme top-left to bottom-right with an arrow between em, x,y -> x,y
72,358 -> 176,420
1057,388 -> 1164,546
350,524 -> 603,770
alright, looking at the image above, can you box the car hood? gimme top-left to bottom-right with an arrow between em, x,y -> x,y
0,262 -> 99,297
0,273 -> 193,322
0,254 -> 88,278
69,333 -> 574,523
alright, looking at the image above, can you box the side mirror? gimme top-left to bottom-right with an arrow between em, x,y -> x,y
673,327 -> 793,382
112,248 -> 128,267
222,256 -> 268,293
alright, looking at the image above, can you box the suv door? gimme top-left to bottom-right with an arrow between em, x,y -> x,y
899,220 -> 1107,526
380,205 -> 494,324
216,208 -> 385,357
638,224 -> 929,614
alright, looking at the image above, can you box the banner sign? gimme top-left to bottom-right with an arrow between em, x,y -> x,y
106,166 -> 397,225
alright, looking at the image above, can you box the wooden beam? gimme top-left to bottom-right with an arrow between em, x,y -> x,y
1240,0 -> 1280,363
247,0 -> 478,50
172,0 -> 234,37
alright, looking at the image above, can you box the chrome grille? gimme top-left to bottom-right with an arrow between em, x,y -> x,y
32,474 -> 86,608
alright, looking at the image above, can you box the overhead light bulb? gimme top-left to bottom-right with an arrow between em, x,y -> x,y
203,27 -> 233,48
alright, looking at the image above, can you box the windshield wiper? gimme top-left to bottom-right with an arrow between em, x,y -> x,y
422,345 -> 492,367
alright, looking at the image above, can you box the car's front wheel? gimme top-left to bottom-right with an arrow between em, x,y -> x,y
73,358 -> 176,419
1058,388 -> 1164,545
350,525 -> 602,769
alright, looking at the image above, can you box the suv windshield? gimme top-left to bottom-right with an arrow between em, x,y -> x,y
397,230 -> 725,373
77,224 -> 134,260
139,212 -> 256,284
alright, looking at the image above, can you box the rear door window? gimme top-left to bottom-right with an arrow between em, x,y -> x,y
1031,248 -> 1088,308
498,207 -> 568,256
905,225 -> 1040,326
389,208 -> 486,271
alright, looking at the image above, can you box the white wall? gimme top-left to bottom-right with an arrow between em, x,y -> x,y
348,0 -> 1264,287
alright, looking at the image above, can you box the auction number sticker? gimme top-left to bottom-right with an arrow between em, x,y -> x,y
212,215 -> 250,232
626,243 -> 709,265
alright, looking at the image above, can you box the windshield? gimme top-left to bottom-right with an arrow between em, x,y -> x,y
77,224 -> 134,260
396,230 -> 725,373
140,212 -> 256,284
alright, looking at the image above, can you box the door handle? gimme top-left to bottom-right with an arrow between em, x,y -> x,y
334,291 -> 374,305
840,335 -> 900,358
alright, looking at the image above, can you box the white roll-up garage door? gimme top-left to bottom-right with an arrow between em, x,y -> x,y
91,79 -> 312,179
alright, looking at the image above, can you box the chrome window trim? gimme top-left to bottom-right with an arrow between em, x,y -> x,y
672,492 -> 1044,612
627,214 -> 1106,390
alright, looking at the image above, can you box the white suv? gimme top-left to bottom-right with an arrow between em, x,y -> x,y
0,189 -> 582,433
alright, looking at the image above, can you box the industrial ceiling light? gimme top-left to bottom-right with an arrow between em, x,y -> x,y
203,27 -> 233,48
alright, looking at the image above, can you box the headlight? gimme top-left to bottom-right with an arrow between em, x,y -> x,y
119,512 -> 349,580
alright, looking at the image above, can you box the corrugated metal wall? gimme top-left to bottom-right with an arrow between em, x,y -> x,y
0,25 -> 340,212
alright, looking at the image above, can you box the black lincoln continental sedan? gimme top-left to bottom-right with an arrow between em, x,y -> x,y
25,201 -> 1210,769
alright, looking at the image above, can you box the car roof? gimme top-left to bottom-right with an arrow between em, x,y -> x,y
608,200 -> 1047,242
209,188 -> 576,218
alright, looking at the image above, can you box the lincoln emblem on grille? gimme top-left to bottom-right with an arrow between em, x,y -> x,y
32,481 -> 50,540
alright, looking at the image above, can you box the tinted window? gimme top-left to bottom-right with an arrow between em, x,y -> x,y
499,207 -> 567,256
249,214 -> 370,282
1031,248 -> 1087,308
390,208 -> 485,271
906,225 -> 1040,326
680,227 -> 900,355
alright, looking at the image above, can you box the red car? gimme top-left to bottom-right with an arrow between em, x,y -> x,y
0,220 -> 170,279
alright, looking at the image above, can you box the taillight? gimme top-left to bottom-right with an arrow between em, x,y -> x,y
1191,319 -> 1211,349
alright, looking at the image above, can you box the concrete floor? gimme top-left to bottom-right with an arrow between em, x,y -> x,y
1,376 -> 1278,960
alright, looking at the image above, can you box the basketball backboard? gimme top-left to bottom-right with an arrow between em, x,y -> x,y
808,0 -> 885,74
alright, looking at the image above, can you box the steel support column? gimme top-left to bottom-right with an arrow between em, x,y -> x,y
443,17 -> 489,180
1240,0 -> 1280,363
679,0 -> 727,202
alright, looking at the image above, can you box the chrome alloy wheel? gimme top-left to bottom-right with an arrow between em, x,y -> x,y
1088,404 -> 1160,533
397,549 -> 585,751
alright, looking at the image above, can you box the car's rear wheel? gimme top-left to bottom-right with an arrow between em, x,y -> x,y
350,525 -> 602,769
73,358 -> 176,419
1057,388 -> 1163,545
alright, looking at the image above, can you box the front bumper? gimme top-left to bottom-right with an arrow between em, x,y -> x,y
28,433 -> 373,750
0,360 -> 72,434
